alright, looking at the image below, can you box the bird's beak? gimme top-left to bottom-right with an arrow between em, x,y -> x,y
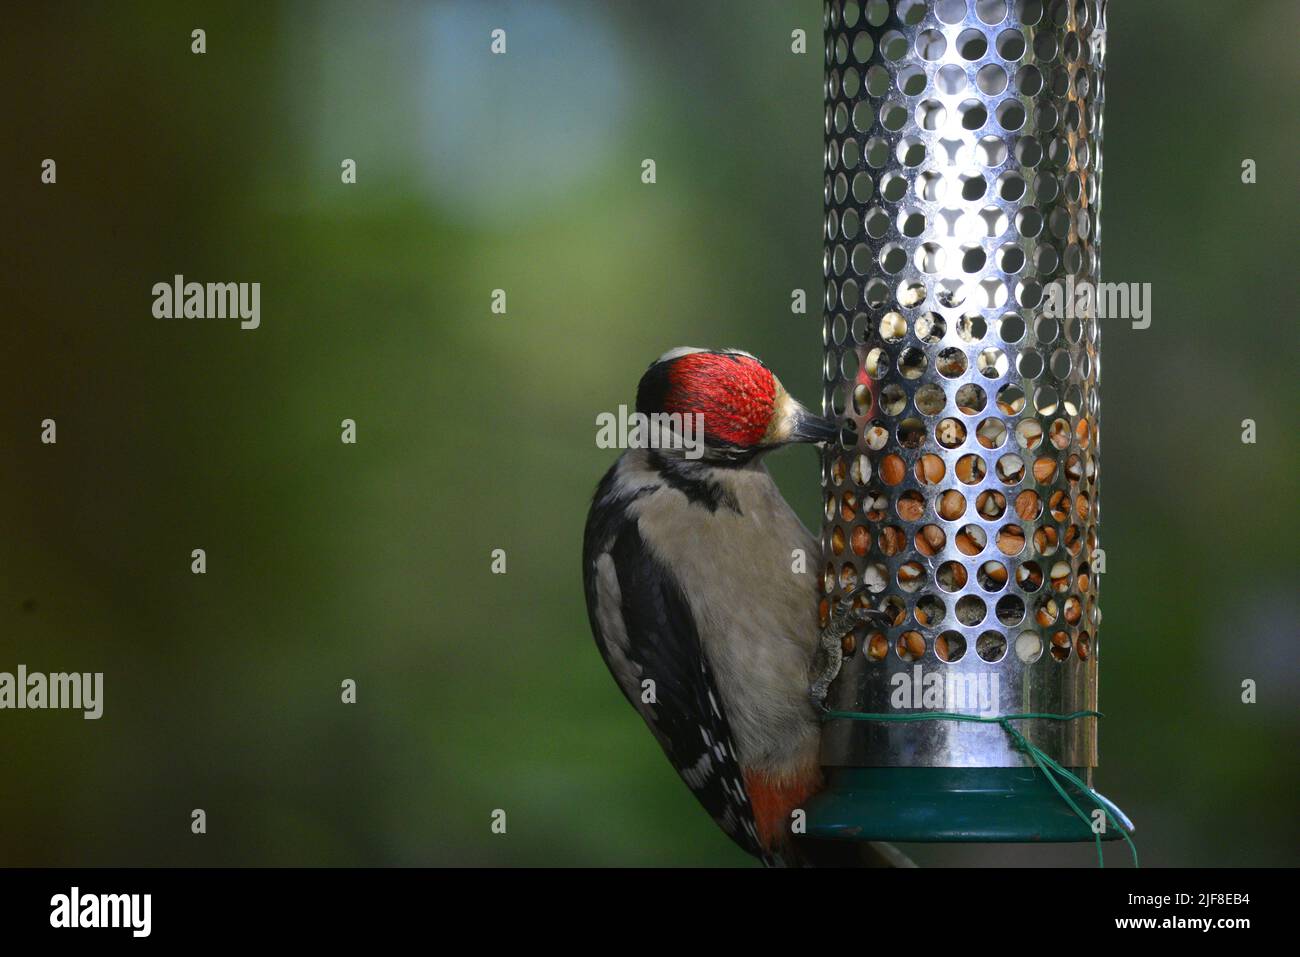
787,404 -> 839,445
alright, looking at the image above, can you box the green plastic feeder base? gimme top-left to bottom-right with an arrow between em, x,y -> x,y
805,767 -> 1122,843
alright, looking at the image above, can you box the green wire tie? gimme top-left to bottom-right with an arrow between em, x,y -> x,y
820,708 -> 1138,867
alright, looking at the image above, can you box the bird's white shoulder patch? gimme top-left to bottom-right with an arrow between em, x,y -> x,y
592,551 -> 673,750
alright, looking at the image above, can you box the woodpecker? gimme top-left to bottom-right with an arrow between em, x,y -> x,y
582,347 -> 889,865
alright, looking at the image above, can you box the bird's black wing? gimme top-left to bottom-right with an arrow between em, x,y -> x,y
582,469 -> 767,862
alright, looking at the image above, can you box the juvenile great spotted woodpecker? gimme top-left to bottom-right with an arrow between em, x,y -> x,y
582,347 -> 891,865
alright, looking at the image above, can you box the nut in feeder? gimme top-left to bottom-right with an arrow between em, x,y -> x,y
807,0 -> 1133,850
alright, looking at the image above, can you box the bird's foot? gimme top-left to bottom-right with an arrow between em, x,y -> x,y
811,586 -> 893,712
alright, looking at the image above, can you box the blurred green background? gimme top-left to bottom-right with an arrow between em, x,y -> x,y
1,0 -> 1296,866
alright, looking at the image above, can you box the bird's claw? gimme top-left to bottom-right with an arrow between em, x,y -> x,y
811,587 -> 892,710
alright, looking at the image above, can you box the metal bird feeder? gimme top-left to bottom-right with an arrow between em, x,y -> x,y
808,0 -> 1120,845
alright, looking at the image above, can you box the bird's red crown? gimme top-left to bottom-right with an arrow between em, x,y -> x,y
657,351 -> 777,448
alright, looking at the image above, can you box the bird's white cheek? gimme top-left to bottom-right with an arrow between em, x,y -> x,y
764,394 -> 797,444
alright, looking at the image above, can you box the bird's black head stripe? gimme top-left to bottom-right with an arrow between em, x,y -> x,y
648,452 -> 742,514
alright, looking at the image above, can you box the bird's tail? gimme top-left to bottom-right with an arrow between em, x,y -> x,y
788,836 -> 918,868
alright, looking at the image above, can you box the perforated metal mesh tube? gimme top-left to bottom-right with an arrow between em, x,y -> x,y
819,0 -> 1106,768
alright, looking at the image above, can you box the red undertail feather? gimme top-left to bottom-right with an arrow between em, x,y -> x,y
744,768 -> 823,851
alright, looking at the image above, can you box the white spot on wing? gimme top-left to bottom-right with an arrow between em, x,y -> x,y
679,748 -> 714,789
706,689 -> 722,718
